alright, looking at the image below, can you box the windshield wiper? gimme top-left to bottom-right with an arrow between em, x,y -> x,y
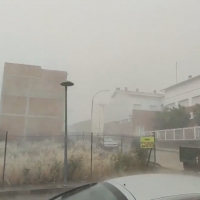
49,182 -> 97,200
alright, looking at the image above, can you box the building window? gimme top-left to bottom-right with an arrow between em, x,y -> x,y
192,95 -> 200,105
135,126 -> 145,136
190,112 -> 194,119
178,99 -> 189,107
166,103 -> 175,109
133,104 -> 141,110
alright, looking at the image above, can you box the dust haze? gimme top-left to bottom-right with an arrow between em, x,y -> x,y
1,1 -> 200,125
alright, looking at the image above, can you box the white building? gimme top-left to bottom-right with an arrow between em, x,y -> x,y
104,88 -> 164,123
162,75 -> 200,108
72,75 -> 200,134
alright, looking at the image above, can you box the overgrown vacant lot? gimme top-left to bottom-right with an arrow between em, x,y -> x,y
0,139 -> 146,186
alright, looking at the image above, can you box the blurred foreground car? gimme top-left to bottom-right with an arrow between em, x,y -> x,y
49,173 -> 200,200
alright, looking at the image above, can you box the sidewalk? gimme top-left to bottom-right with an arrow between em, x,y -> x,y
0,181 -> 86,197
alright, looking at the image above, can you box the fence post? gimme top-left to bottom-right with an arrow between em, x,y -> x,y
83,131 -> 84,142
165,130 -> 167,140
153,132 -> 156,164
121,136 -> 123,153
90,132 -> 93,178
2,131 -> 8,187
173,129 -> 175,140
183,128 -> 185,140
103,135 -> 105,150
194,127 -> 197,140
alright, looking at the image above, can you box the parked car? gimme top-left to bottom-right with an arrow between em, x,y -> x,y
97,136 -> 118,149
49,173 -> 200,200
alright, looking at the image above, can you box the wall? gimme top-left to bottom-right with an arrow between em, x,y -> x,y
0,63 -> 67,136
156,139 -> 200,150
104,91 -> 163,123
132,110 -> 157,135
104,121 -> 132,135
163,76 -> 200,107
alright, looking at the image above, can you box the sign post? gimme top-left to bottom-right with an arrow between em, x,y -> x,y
140,135 -> 155,167
140,136 -> 154,149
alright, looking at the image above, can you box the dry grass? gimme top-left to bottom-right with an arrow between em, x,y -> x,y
0,139 -> 141,186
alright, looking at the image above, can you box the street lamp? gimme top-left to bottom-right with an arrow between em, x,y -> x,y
61,81 -> 74,186
90,90 -> 108,178
91,90 -> 109,134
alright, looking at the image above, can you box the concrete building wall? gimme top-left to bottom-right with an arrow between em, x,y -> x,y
0,63 -> 67,136
163,76 -> 200,108
104,90 -> 163,123
132,110 -> 157,136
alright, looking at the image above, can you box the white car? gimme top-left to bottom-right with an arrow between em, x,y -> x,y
49,173 -> 200,200
102,137 -> 118,148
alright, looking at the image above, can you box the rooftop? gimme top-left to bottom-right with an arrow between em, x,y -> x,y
112,88 -> 164,98
162,74 -> 200,91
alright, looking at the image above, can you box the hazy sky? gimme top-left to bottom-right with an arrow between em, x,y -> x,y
1,0 -> 200,125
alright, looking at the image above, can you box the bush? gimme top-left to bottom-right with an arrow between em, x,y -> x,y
0,139 -> 147,186
131,137 -> 148,163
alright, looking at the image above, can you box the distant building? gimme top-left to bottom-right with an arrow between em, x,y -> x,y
162,75 -> 200,108
69,120 -> 91,133
70,75 -> 200,136
103,88 -> 164,135
0,62 -> 67,136
104,75 -> 200,135
104,87 -> 164,124
69,103 -> 106,135
131,109 -> 158,136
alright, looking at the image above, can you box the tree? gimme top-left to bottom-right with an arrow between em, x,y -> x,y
156,105 -> 191,130
193,104 -> 200,126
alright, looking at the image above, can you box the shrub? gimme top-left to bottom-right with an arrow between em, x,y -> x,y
0,139 -> 147,186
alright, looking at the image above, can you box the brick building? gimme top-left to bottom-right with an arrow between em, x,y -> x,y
0,63 -> 67,136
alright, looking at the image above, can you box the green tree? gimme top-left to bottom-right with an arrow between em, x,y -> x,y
193,104 -> 200,126
156,105 -> 190,129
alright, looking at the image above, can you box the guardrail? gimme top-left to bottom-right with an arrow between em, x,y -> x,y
141,126 -> 200,141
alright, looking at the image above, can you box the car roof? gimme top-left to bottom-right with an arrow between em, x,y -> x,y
106,174 -> 200,200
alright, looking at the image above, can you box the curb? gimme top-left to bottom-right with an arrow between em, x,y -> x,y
0,186 -> 75,197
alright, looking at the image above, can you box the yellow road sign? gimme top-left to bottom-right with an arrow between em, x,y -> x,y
140,136 -> 155,149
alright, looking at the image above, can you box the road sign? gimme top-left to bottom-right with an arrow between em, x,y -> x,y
140,136 -> 155,149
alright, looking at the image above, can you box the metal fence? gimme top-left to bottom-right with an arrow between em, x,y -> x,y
143,126 -> 200,140
0,132 -> 135,187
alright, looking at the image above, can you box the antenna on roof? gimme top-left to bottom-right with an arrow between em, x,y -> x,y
176,62 -> 178,84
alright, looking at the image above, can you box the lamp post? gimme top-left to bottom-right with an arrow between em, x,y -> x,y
90,90 -> 108,178
61,81 -> 74,186
91,90 -> 109,133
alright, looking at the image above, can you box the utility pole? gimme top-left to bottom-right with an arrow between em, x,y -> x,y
176,62 -> 178,84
